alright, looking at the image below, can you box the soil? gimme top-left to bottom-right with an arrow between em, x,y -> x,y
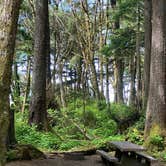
6,154 -> 105,166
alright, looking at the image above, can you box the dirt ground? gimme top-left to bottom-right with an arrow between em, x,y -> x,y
6,154 -> 105,166
6,153 -> 166,166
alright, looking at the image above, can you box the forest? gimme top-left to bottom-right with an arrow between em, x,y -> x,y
0,0 -> 166,166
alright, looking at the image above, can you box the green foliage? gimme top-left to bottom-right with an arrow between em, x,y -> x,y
160,152 -> 166,162
7,144 -> 45,161
7,150 -> 18,161
91,135 -> 124,149
59,140 -> 82,151
127,128 -> 144,145
126,117 -> 145,145
15,100 -> 143,152
92,119 -> 117,137
110,103 -> 136,121
15,113 -> 61,151
80,110 -> 97,127
149,135 -> 164,151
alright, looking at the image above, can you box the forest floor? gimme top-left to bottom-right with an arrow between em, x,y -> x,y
6,153 -> 166,166
6,154 -> 105,166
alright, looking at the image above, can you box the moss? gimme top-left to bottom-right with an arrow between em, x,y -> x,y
150,124 -> 162,136
7,144 -> 45,162
145,124 -> 165,152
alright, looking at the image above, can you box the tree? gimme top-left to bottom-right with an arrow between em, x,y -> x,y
111,0 -> 124,104
136,1 -> 142,111
0,0 -> 21,165
29,0 -> 49,131
143,0 -> 152,109
144,0 -> 166,140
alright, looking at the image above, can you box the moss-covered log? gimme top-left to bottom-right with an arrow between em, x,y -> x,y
7,144 -> 45,162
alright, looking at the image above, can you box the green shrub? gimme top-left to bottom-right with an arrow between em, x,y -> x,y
80,110 -> 97,127
161,151 -> 166,161
149,135 -> 164,151
110,103 -> 136,121
15,113 -> 60,151
91,135 -> 124,149
126,116 -> 145,145
127,128 -> 144,145
59,140 -> 81,151
93,119 -> 117,137
15,100 -> 133,152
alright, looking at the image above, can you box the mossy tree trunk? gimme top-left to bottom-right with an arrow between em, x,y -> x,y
12,61 -> 20,103
29,0 -> 49,131
0,0 -> 21,165
111,0 -> 124,104
143,0 -> 152,109
136,4 -> 142,111
6,107 -> 17,147
144,0 -> 166,141
114,58 -> 124,104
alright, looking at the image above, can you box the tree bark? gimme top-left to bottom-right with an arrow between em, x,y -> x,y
0,0 -> 21,165
144,0 -> 166,140
136,4 -> 142,110
90,60 -> 100,101
111,0 -> 124,104
13,61 -> 20,98
6,107 -> 17,147
58,61 -> 66,108
105,57 -> 110,110
76,57 -> 82,91
46,1 -> 51,85
114,58 -> 124,103
143,0 -> 152,109
129,55 -> 136,106
21,57 -> 31,113
29,0 -> 49,131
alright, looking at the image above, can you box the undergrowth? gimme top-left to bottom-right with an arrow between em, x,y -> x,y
15,99 -> 141,152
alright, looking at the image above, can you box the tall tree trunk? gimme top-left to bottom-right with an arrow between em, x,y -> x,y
144,0 -> 166,140
111,0 -> 124,104
29,0 -> 49,131
136,4 -> 142,111
46,1 -> 51,85
99,29 -> 104,95
76,57 -> 82,91
105,57 -> 110,110
13,61 -> 20,98
21,57 -> 31,113
129,55 -> 136,106
90,60 -> 100,101
58,61 -> 66,107
6,107 -> 17,147
114,58 -> 124,103
0,0 -> 21,165
12,61 -> 21,110
143,0 -> 152,109
99,56 -> 104,95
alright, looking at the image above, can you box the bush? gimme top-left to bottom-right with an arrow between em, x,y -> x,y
15,113 -> 61,151
110,103 -> 136,121
93,119 -> 117,137
149,135 -> 164,151
126,117 -> 145,145
80,110 -> 97,127
15,101 -> 135,152
127,128 -> 144,145
59,140 -> 82,151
